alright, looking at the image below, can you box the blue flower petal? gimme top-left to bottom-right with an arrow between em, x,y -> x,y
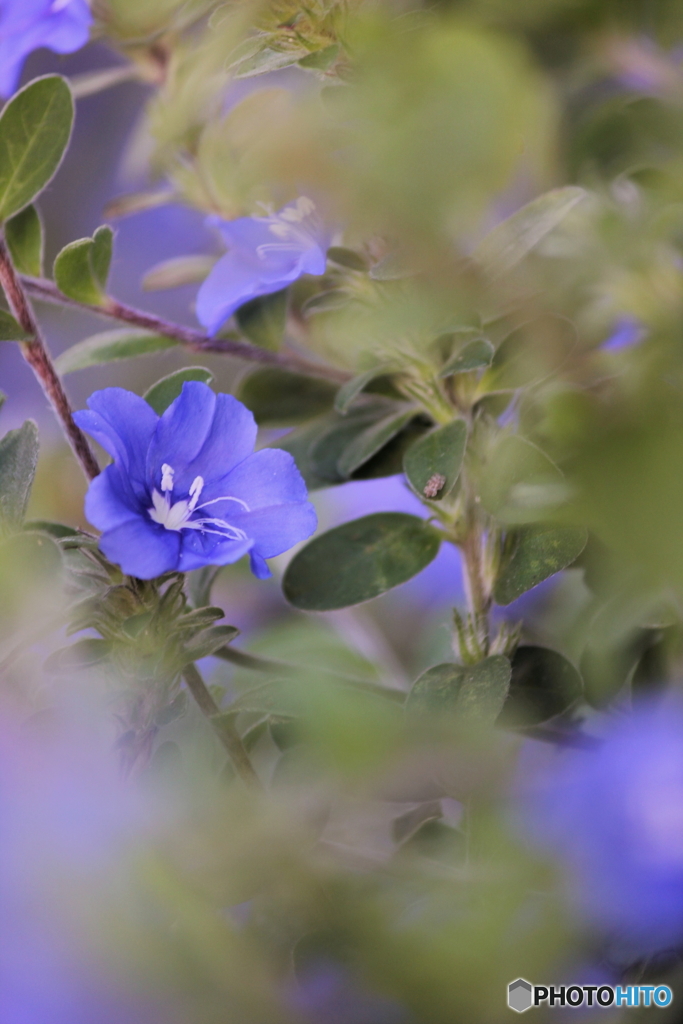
146,382 -> 217,488
249,551 -> 272,579
99,519 -> 181,579
83,465 -> 141,532
178,531 -> 254,573
209,448 -> 310,509
229,502 -> 318,559
0,0 -> 92,97
180,393 -> 257,491
74,388 -> 158,487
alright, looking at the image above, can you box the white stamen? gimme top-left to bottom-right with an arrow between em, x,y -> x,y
160,463 -> 175,492
148,470 -> 250,543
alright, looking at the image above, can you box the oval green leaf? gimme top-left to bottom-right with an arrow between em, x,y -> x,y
0,419 -> 39,529
498,645 -> 583,726
403,419 -> 467,500
405,655 -> 511,724
238,367 -> 337,426
336,407 -> 417,478
283,512 -> 441,610
0,76 -> 74,221
5,204 -> 43,276
55,328 -> 176,374
439,337 -> 494,377
144,366 -> 214,415
494,525 -> 588,605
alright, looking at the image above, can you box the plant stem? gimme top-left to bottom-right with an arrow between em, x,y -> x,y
182,662 -> 263,789
459,488 -> 492,658
0,237 -> 100,480
21,275 -> 349,384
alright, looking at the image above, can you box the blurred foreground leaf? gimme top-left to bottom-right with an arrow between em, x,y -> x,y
56,328 -> 176,373
498,646 -> 583,726
406,657 -> 511,723
238,367 -> 337,425
0,420 -> 39,530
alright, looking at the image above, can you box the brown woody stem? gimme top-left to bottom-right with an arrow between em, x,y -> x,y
21,275 -> 349,384
182,662 -> 263,789
0,236 -> 100,481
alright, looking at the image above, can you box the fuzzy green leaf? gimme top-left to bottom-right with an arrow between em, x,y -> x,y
406,656 -> 511,724
0,76 -> 74,221
5,204 -> 43,276
238,367 -> 337,426
0,420 -> 39,529
336,408 -> 417,478
403,419 -> 467,500
439,337 -> 494,376
55,328 -> 176,374
144,366 -> 214,415
283,512 -> 441,610
494,525 -> 588,605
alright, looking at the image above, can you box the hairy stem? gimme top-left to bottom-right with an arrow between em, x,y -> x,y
182,662 -> 263,789
21,275 -> 349,384
0,237 -> 100,480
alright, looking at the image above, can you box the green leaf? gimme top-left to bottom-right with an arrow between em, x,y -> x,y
337,408 -> 417,478
439,337 -> 494,377
0,420 -> 39,529
0,76 -> 74,221
55,328 -> 176,374
302,289 -> 352,316
0,309 -> 30,341
44,638 -> 111,673
403,419 -> 467,500
298,44 -> 340,71
142,254 -> 215,291
309,403 -> 394,483
473,186 -> 586,278
334,365 -> 396,413
186,565 -> 223,609
405,656 -> 511,724
180,624 -> 240,663
498,645 -> 583,726
235,288 -> 288,350
238,367 -> 337,426
283,512 -> 441,610
223,679 -> 305,718
90,225 -> 114,289
494,525 -> 588,605
5,204 -> 43,276
53,224 -> 114,306
272,416 -> 337,490
327,246 -> 369,271
478,315 -> 576,394
144,366 -> 214,415
473,433 -> 565,524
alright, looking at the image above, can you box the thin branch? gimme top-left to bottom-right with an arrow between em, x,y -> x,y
0,237 -> 100,480
182,662 -> 263,789
22,275 -> 350,383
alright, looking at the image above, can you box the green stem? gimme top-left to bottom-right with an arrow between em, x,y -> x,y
182,662 -> 263,789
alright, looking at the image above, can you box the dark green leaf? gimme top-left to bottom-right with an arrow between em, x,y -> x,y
44,638 -> 111,673
337,408 -> 417,478
144,366 -> 214,415
334,365 -> 396,413
403,419 -> 467,500
327,246 -> 368,271
439,337 -> 494,377
55,328 -> 176,374
283,512 -> 441,610
272,417 -> 336,490
352,418 -> 432,481
238,367 -> 337,426
498,645 -> 583,726
309,403 -> 393,483
235,288 -> 288,350
0,309 -> 30,341
406,656 -> 511,724
142,254 -> 215,291
5,204 -> 43,276
0,420 -> 39,529
494,525 -> 588,605
23,519 -> 80,539
0,76 -> 74,221
473,186 -> 586,277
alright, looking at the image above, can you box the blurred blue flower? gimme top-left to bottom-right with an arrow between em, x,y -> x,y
74,382 -> 317,579
518,699 -> 683,953
196,197 -> 330,335
600,316 -> 646,352
0,0 -> 92,98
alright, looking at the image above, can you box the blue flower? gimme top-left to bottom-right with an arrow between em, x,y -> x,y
517,699 -> 683,953
600,316 -> 647,352
196,197 -> 331,335
74,382 -> 317,580
0,0 -> 92,98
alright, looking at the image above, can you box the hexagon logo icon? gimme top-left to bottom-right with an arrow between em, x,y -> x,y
508,978 -> 533,1013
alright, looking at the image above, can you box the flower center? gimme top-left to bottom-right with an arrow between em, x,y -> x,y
257,197 -> 319,259
148,463 -> 250,542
